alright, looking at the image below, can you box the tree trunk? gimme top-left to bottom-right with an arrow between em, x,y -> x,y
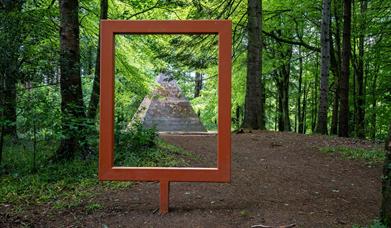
330,0 -> 342,135
277,75 -> 284,131
56,0 -> 85,160
1,0 -> 23,137
194,72 -> 203,98
3,67 -> 17,136
87,0 -> 108,119
316,0 -> 331,135
311,53 -> 319,133
274,92 -> 278,131
276,49 -> 292,132
355,0 -> 367,139
0,82 -> 4,164
297,47 -> 303,133
0,124 -> 3,165
86,45 -> 94,76
370,67 -> 378,140
281,59 -> 291,131
243,0 -> 265,130
338,0 -> 352,137
234,105 -> 242,129
301,82 -> 308,134
381,122 -> 391,224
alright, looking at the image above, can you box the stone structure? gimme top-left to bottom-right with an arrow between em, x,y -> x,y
133,73 -> 207,132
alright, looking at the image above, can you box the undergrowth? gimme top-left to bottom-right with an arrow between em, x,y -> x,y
114,122 -> 194,167
0,123 -> 193,214
352,219 -> 387,228
319,146 -> 385,164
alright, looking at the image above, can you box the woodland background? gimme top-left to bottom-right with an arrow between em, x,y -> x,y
0,0 -> 390,225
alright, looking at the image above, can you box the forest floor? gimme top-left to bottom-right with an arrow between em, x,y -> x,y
1,131 -> 385,227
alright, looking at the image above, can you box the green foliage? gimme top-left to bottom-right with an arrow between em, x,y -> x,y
17,85 -> 62,141
352,219 -> 387,228
115,121 -> 158,153
85,202 -> 103,213
0,140 -> 100,212
0,137 -> 57,174
0,1 -> 390,226
114,122 -> 192,167
0,124 -> 193,213
319,146 -> 385,164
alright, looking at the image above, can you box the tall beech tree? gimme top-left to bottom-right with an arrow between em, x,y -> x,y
56,0 -> 85,160
316,0 -> 331,134
381,122 -> 391,224
243,0 -> 265,130
353,0 -> 367,138
275,43 -> 292,132
0,0 -> 24,137
297,47 -> 304,134
330,0 -> 343,135
87,0 -> 108,119
338,0 -> 352,137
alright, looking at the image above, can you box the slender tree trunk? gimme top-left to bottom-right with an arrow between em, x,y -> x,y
338,0 -> 352,137
243,0 -> 265,130
86,45 -> 94,76
234,105 -> 242,129
351,2 -> 357,136
330,54 -> 340,135
301,82 -> 308,134
355,0 -> 367,139
381,122 -> 391,224
1,1 -> 23,137
0,124 -> 3,165
56,0 -> 85,160
277,82 -> 284,131
282,59 -> 291,131
277,74 -> 284,131
194,72 -> 203,98
87,0 -> 108,119
330,62 -> 340,135
297,47 -> 303,133
331,0 -> 342,135
3,68 -> 17,136
316,0 -> 331,134
311,54 -> 319,133
0,83 -> 4,164
274,91 -> 278,131
370,68 -> 378,140
276,50 -> 292,132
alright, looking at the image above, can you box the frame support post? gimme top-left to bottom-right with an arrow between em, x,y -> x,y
159,180 -> 170,214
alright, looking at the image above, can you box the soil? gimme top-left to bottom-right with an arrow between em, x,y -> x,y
1,131 -> 384,227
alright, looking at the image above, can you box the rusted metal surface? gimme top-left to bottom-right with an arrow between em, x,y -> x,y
99,20 -> 232,214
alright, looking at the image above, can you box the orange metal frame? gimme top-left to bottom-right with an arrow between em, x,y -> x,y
99,20 -> 232,214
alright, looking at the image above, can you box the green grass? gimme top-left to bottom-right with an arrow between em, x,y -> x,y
114,139 -> 192,167
1,151 -> 108,212
0,128 -> 194,214
352,219 -> 387,228
319,146 -> 385,164
85,202 -> 103,213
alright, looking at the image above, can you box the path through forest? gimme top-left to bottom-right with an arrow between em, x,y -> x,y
34,132 -> 384,227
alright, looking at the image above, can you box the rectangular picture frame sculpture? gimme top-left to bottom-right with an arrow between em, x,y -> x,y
99,20 -> 232,214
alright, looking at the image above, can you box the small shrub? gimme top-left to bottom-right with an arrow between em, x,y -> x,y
114,122 -> 193,167
0,122 -> 193,214
115,121 -> 157,152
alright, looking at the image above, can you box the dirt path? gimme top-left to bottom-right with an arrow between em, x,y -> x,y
40,132 -> 384,227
